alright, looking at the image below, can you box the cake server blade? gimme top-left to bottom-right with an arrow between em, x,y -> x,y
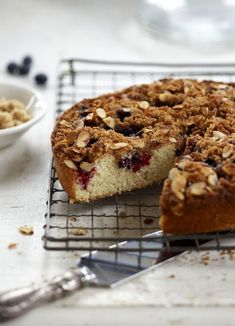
0,231 -> 181,321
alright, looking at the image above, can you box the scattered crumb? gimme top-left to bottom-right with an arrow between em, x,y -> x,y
144,218 -> 153,225
19,225 -> 34,235
69,216 -> 77,222
168,274 -> 175,278
71,228 -> 88,236
8,242 -> 18,249
119,211 -> 127,218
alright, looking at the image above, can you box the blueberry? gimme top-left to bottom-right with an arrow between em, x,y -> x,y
22,56 -> 33,66
34,73 -> 48,86
19,65 -> 30,76
6,62 -> 20,75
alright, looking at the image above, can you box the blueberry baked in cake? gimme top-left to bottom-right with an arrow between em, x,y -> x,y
51,79 -> 235,234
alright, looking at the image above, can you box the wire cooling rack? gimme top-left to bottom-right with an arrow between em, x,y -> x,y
43,58 -> 235,252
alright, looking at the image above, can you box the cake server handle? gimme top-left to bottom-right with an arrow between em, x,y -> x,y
0,266 -> 96,321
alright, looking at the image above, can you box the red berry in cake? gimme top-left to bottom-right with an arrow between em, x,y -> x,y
119,152 -> 151,172
76,167 -> 96,189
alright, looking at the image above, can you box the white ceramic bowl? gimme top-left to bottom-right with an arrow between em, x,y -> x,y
0,82 -> 47,149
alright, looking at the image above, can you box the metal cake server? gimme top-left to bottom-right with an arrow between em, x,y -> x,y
0,232 -> 179,321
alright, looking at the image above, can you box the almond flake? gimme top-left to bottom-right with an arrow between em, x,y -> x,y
159,91 -> 173,102
208,173 -> 218,186
189,182 -> 207,196
96,108 -> 106,119
64,159 -> 78,170
168,168 -> 181,181
79,161 -> 94,172
71,228 -> 88,236
76,131 -> 90,148
103,116 -> 115,129
139,101 -> 149,109
169,137 -> 177,143
85,113 -> 93,120
59,120 -> 69,126
213,130 -> 226,140
171,175 -> 187,200
19,225 -> 34,236
222,145 -> 233,158
110,142 -> 128,150
74,119 -> 84,129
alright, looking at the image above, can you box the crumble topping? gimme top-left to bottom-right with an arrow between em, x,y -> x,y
51,79 -> 235,191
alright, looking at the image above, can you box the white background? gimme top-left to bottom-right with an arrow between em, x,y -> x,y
1,1 -> 235,325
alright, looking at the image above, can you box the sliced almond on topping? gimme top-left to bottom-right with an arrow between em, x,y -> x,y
222,144 -> 233,158
64,159 -> 78,170
222,164 -> 235,176
71,228 -> 88,236
80,161 -> 94,172
139,101 -> 149,109
169,137 -> 177,143
208,173 -> 218,186
159,91 -> 173,102
122,107 -> 131,112
74,119 -> 84,129
103,116 -> 115,129
76,131 -> 90,148
59,120 -> 69,126
177,160 -> 187,170
171,175 -> 187,200
189,182 -> 207,196
213,130 -> 226,140
109,142 -> 128,150
96,108 -> 106,119
168,167 -> 181,181
85,113 -> 93,120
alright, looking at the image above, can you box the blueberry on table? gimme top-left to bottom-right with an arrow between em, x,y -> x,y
6,62 -> 20,75
19,65 -> 30,76
22,56 -> 33,67
34,73 -> 48,86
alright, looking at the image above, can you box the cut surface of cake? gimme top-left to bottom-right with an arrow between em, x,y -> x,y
51,79 -> 235,234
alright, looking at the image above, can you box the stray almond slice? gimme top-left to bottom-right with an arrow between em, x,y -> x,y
139,101 -> 149,109
109,142 -> 128,150
208,173 -> 218,186
71,228 -> 88,236
64,159 -> 78,170
80,161 -> 94,172
213,130 -> 226,140
122,107 -> 131,112
103,117 -> 115,129
19,225 -> 34,236
76,131 -> 90,148
96,108 -> 107,119
189,182 -> 207,196
222,144 -> 233,158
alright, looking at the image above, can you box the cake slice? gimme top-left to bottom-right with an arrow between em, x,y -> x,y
51,78 -> 235,234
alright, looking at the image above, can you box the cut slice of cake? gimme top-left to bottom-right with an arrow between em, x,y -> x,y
51,78 -> 235,234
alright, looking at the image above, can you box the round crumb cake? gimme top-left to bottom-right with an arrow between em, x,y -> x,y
51,79 -> 235,234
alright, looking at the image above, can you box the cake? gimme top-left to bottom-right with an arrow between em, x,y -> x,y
51,79 -> 235,234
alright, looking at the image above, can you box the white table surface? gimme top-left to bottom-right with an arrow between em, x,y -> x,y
2,1 -> 235,325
